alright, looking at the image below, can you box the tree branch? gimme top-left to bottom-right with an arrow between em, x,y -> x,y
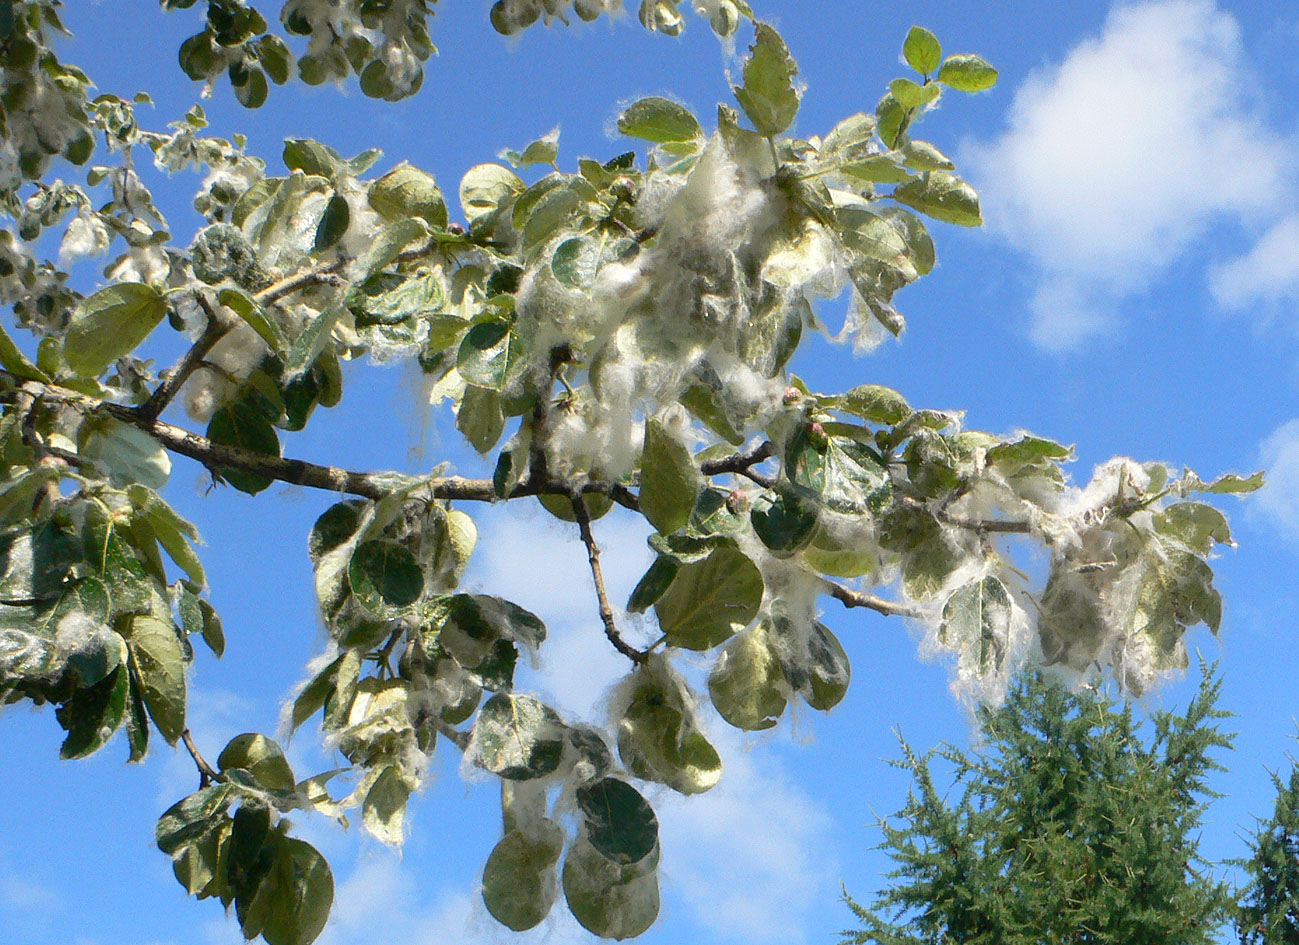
571,493 -> 647,663
823,579 -> 921,618
699,439 -> 775,476
135,293 -> 229,423
180,728 -> 224,789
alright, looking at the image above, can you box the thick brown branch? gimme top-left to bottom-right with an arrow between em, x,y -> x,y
2,371 -> 642,507
823,579 -> 921,618
181,728 -> 224,789
136,293 -> 229,423
571,493 -> 647,663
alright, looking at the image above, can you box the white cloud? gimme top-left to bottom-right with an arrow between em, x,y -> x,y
1251,418 -> 1299,542
656,730 -> 836,945
1210,213 -> 1299,314
0,874 -> 59,913
967,0 -> 1291,350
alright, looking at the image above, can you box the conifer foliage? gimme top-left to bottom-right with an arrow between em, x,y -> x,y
841,668 -> 1235,945
1238,760 -> 1299,944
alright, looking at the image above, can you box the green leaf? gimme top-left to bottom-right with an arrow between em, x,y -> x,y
282,139 -> 343,177
838,384 -> 913,425
126,615 -> 187,744
313,193 -> 350,251
902,139 -> 955,171
156,783 -> 237,855
551,232 -> 637,289
456,322 -> 510,389
903,26 -> 942,75
456,384 -> 505,454
892,171 -> 982,226
472,692 -> 566,781
940,576 -> 1013,672
249,838 -> 334,945
232,66 -> 269,108
937,53 -> 998,92
787,425 -> 893,515
767,612 -> 851,711
562,836 -> 661,940
356,218 -> 427,280
481,824 -> 564,931
308,500 -> 368,564
836,154 -> 914,185
820,112 -> 877,162
1179,469 -> 1265,495
348,539 -> 424,616
218,733 -> 296,792
749,485 -> 819,557
218,287 -> 285,354
707,623 -> 787,730
363,765 -> 413,845
537,491 -> 614,523
889,77 -> 940,109
0,320 -> 47,382
617,662 -> 721,794
127,485 -> 204,587
80,416 -> 172,490
639,418 -> 700,534
65,283 -> 168,377
617,98 -> 702,144
459,163 -> 524,225
368,164 -> 448,228
627,555 -> 678,614
57,665 -> 129,759
501,126 -> 560,169
733,23 -> 800,136
654,545 -> 763,650
1156,502 -> 1232,554
206,400 -> 281,495
577,778 -> 659,865
875,92 -> 907,150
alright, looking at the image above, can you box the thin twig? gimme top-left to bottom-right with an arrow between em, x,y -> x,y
699,440 -> 776,476
434,718 -> 470,751
180,728 -> 224,789
136,293 -> 229,423
900,494 -> 1033,535
571,493 -> 647,663
823,579 -> 921,618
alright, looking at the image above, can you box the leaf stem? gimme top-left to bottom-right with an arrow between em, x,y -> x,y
823,579 -> 920,618
180,728 -> 224,789
135,292 -> 229,423
570,492 -> 647,663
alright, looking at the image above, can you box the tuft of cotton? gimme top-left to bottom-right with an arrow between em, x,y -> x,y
58,212 -> 111,265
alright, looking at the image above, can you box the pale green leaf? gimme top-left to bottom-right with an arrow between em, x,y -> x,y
654,545 -> 762,650
617,98 -> 702,144
65,283 -> 167,377
937,53 -> 998,92
903,26 -> 942,75
126,614 -> 187,744
733,23 -> 800,136
639,418 -> 699,534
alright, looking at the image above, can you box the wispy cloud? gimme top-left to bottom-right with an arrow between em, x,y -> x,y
1251,419 -> 1299,543
966,0 -> 1291,350
1210,213 -> 1299,316
656,730 -> 836,945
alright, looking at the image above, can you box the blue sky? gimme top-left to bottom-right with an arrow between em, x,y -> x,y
3,1 -> 1299,943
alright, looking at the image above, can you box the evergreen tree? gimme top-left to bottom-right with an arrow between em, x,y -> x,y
842,666 -> 1235,945
1238,760 -> 1299,943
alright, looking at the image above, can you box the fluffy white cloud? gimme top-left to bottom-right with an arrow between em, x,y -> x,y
1251,418 -> 1299,542
967,0 -> 1291,350
1210,213 -> 1299,314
